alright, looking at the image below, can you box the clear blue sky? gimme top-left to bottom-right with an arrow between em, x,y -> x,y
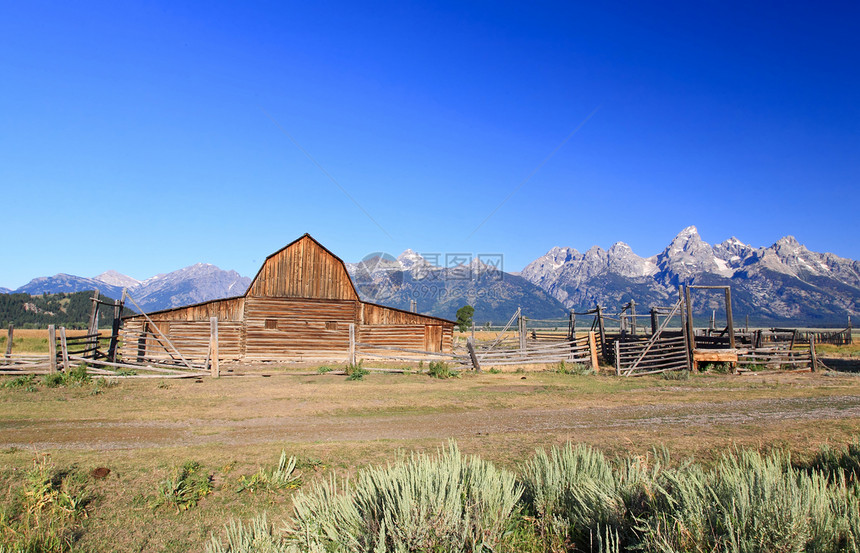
1,1 -> 858,288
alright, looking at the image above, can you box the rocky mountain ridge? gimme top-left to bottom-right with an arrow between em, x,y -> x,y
521,226 -> 859,323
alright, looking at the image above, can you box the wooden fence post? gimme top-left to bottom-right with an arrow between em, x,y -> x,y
87,289 -> 100,359
59,327 -> 70,372
679,287 -> 693,372
108,299 -> 121,362
614,340 -> 621,376
630,300 -> 636,336
810,336 -> 817,372
48,325 -> 58,373
518,309 -> 526,351
348,323 -> 356,366
4,324 -> 12,361
568,311 -> 576,341
588,331 -> 599,371
596,305 -> 608,359
725,287 -> 735,349
210,317 -> 220,378
467,337 -> 481,373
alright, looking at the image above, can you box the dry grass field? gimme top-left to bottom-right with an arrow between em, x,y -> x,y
2,363 -> 860,552
2,330 -> 859,551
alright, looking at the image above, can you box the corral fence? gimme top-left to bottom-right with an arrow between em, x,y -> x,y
1,290 -> 212,379
456,307 -> 601,371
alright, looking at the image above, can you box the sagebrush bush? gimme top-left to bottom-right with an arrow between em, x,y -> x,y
552,361 -> 594,375
661,369 -> 690,380
520,443 -> 660,551
207,439 -> 860,553
805,438 -> 860,483
284,442 -> 521,552
206,515 -> 285,553
640,449 -> 860,553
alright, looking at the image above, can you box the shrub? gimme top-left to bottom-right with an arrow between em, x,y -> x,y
804,438 -> 860,483
152,461 -> 213,512
661,369 -> 690,380
237,451 -> 301,493
43,373 -> 64,388
0,454 -> 90,552
640,449 -> 860,553
284,442 -> 522,552
4,374 -> 37,389
702,361 -> 733,374
206,514 -> 285,553
427,361 -> 456,379
520,443 -> 659,551
316,365 -> 334,374
345,361 -> 368,381
552,360 -> 594,376
206,439 -> 860,553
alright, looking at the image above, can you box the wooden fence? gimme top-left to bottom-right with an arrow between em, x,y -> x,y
473,335 -> 596,368
613,335 -> 689,376
737,338 -> 818,372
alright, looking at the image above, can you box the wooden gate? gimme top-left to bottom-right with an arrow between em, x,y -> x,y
615,298 -> 690,376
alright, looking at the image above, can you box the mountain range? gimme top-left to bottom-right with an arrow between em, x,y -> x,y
2,227 -> 857,325
345,226 -> 858,325
519,226 -> 859,325
5,264 -> 251,313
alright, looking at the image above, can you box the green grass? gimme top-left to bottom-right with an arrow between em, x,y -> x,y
0,335 -> 51,353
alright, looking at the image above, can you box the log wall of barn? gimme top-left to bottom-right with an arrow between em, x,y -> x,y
243,297 -> 356,359
119,319 -> 244,362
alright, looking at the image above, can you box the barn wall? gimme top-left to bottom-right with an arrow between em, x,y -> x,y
243,297 -> 356,359
247,235 -> 358,301
358,303 -> 454,352
118,319 -> 244,362
119,297 -> 245,361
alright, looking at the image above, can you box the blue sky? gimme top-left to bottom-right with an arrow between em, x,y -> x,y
1,1 -> 858,288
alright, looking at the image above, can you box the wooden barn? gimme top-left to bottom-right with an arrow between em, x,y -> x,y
120,234 -> 455,362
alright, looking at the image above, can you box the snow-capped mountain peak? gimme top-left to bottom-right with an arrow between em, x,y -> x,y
94,270 -> 141,289
397,249 -> 427,270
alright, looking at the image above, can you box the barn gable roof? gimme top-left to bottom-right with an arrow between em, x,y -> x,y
246,233 -> 360,301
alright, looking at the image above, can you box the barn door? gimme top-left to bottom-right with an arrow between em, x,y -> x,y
424,325 -> 442,352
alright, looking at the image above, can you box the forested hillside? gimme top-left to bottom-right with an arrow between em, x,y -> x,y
0,291 -> 135,329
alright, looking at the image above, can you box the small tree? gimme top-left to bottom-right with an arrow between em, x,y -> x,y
455,305 -> 474,333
